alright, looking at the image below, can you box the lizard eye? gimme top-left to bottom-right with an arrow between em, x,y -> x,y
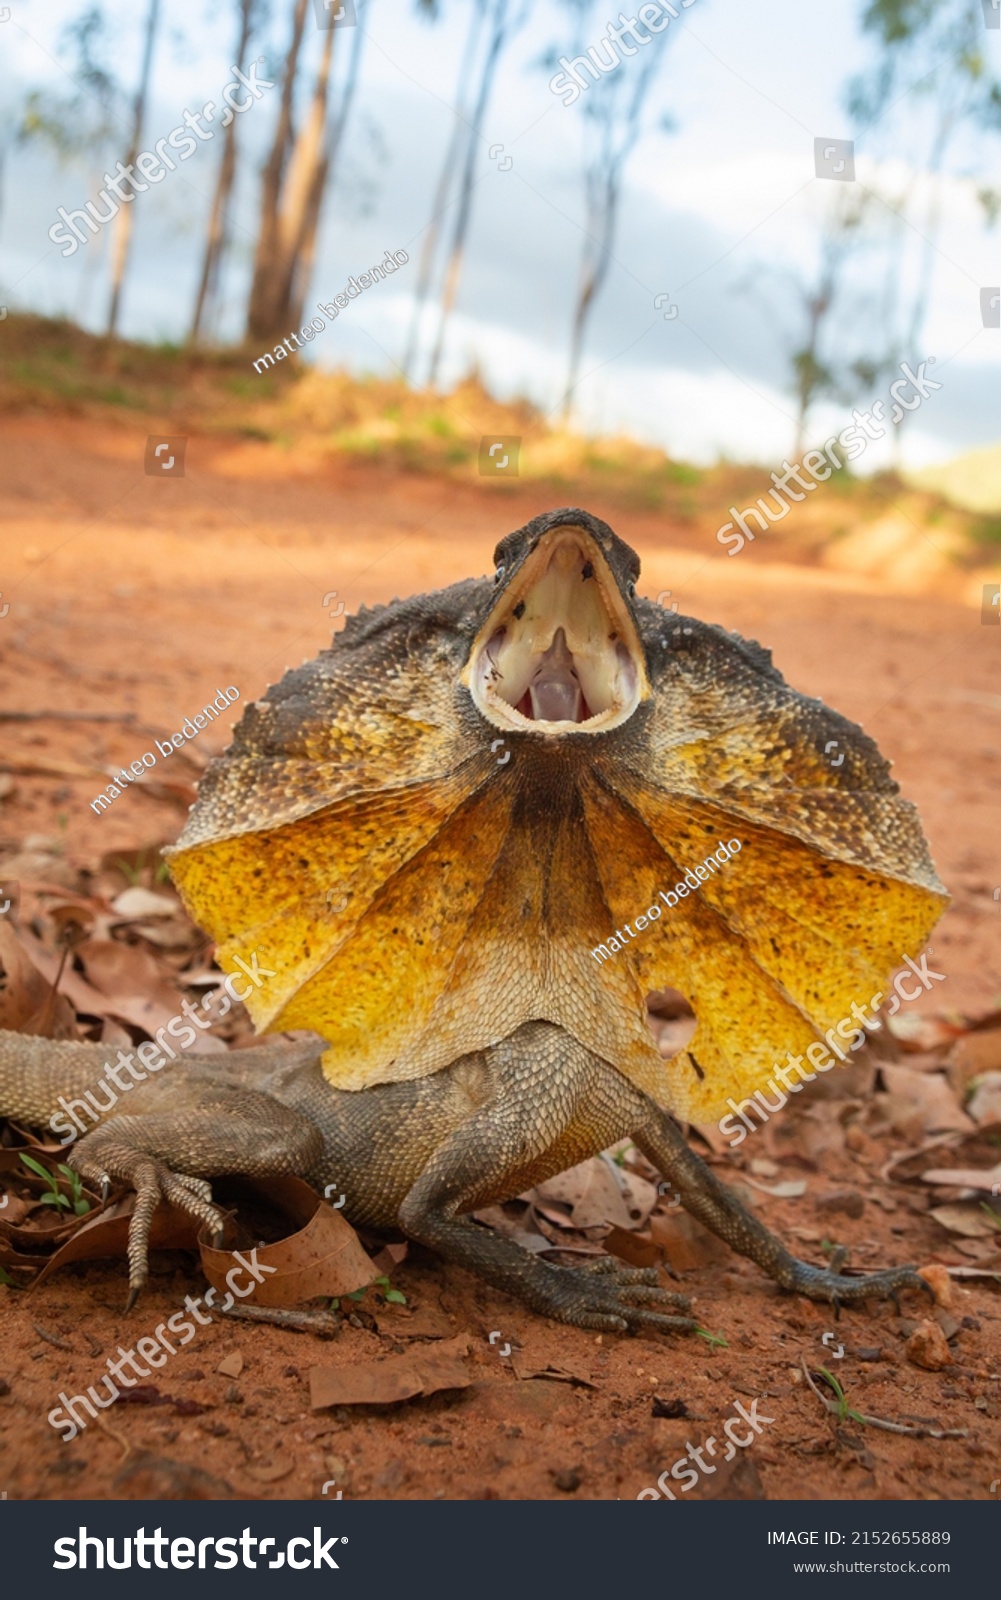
627,581 -> 636,599
494,564 -> 506,586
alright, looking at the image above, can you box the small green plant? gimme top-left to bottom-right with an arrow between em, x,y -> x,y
695,1327 -> 729,1350
0,1264 -> 21,1287
817,1366 -> 865,1426
330,1274 -> 407,1311
375,1274 -> 407,1306
19,1153 -> 90,1216
979,1201 -> 1001,1232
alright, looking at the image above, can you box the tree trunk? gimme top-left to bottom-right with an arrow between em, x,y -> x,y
189,0 -> 255,346
105,0 -> 161,337
288,0 -> 370,331
402,0 -> 486,382
426,0 -> 519,388
246,0 -> 310,342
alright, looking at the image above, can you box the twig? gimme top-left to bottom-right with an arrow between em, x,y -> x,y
91,1409 -> 134,1462
800,1359 -> 968,1439
31,1320 -> 74,1352
0,711 -> 138,724
219,1303 -> 339,1337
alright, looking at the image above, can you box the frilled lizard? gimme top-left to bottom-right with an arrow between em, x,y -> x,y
0,508 -> 947,1331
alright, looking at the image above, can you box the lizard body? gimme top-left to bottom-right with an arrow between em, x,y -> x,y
0,508 -> 947,1329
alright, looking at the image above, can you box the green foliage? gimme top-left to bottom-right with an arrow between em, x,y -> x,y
19,1153 -> 90,1216
694,1327 -> 728,1350
817,1366 -> 866,1426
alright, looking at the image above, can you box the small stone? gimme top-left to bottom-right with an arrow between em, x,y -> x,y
216,1351 -> 244,1379
815,1188 -> 865,1219
223,1384 -> 244,1404
917,1264 -> 953,1308
0,1379 -> 11,1396
905,1318 -> 953,1371
552,1468 -> 581,1493
652,1396 -> 688,1418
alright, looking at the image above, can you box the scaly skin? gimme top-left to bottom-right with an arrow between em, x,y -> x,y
0,508 -> 943,1327
0,1019 -> 929,1325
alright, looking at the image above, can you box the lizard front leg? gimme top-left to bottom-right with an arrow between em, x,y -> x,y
633,1098 -> 932,1311
69,1088 -> 325,1308
396,1024 -> 696,1334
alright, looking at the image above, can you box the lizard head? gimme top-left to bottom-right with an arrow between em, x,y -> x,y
462,508 -> 649,734
168,505 -> 948,1124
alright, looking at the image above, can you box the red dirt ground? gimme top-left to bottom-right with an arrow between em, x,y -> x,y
1,412 -> 999,1502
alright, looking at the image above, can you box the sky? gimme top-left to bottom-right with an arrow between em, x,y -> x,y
2,0 -> 1000,471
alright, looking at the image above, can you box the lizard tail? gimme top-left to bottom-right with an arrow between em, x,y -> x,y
0,1029 -> 146,1144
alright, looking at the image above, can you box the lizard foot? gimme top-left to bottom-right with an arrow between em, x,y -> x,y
536,1258 -> 697,1334
71,1137 -> 225,1309
780,1256 -> 933,1312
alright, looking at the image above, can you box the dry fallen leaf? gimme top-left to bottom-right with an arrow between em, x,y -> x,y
529,1155 -> 657,1232
110,887 -> 180,920
309,1333 -> 472,1409
199,1176 -> 376,1306
946,1027 -> 1001,1099
510,1361 -> 598,1388
967,1074 -> 1001,1128
0,924 -> 78,1037
920,1163 -> 1001,1193
879,1066 -> 974,1135
929,1204 -> 999,1240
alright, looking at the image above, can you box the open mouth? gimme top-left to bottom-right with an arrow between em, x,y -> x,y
463,527 -> 649,734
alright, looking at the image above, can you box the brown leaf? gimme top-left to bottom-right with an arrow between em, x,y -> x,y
0,924 -> 74,1034
199,1175 -> 376,1306
310,1335 -> 471,1408
920,1163 -> 1001,1192
879,1066 -> 974,1135
472,1205 -> 554,1255
929,1203 -> 998,1240
967,1074 -> 1001,1128
530,1155 -> 658,1231
602,1224 -> 662,1268
648,1208 -> 730,1271
110,888 -> 179,919
510,1362 -> 598,1388
34,1196 -> 200,1285
947,1028 -> 1001,1099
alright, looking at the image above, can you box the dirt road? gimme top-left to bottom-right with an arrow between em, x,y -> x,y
1,413 -> 999,1501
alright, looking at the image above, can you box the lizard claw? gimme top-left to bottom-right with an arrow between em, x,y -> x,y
70,1137 -> 224,1308
536,1257 -> 697,1334
784,1257 -> 931,1310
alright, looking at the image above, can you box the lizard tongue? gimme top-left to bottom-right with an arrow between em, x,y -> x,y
528,629 -> 583,723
